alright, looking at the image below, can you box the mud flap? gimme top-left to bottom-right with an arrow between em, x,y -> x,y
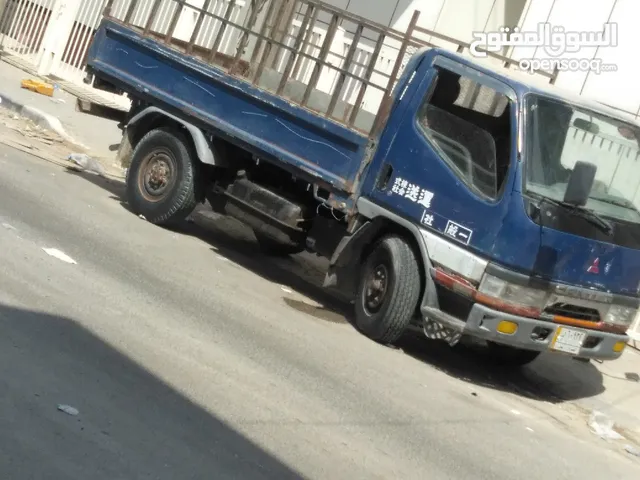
423,319 -> 463,347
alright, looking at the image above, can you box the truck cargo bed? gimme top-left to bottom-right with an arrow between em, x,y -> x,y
88,19 -> 372,192
87,0 -> 441,197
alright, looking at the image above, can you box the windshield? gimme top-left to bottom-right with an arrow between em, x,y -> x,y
524,94 -> 640,225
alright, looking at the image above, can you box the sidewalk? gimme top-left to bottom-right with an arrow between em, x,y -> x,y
0,59 -> 123,161
577,348 -> 640,443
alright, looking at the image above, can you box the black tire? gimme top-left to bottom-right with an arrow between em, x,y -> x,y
126,127 -> 199,226
485,341 -> 541,367
354,235 -> 421,344
254,230 -> 305,256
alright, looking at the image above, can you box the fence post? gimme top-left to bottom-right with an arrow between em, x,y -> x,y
36,0 -> 81,76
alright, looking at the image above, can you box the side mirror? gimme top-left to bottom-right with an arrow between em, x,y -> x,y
573,118 -> 600,135
563,161 -> 597,207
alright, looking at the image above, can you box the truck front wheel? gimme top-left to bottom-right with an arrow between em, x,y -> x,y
354,235 -> 421,344
126,127 -> 199,226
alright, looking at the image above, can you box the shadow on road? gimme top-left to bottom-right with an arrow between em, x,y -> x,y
67,170 -> 606,406
396,334 -> 605,403
190,213 -> 353,325
63,169 -> 351,325
64,167 -> 126,199
0,303 -> 302,479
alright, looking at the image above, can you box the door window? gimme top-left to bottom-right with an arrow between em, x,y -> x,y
417,67 -> 513,199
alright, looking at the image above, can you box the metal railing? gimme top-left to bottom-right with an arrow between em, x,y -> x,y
56,0 -> 108,82
101,0 -> 559,137
0,0 -> 56,61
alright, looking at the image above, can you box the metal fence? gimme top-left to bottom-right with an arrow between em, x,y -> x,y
0,0 -> 56,64
57,0 -> 108,81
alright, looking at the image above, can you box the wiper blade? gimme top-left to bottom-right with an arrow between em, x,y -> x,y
530,194 -> 614,235
565,204 -> 614,235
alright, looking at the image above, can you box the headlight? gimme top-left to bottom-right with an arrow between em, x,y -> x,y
605,305 -> 637,327
477,274 -> 547,317
479,274 -> 547,307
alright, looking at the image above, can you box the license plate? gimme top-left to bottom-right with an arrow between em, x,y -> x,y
550,327 -> 587,355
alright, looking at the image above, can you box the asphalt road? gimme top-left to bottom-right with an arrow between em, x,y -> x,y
0,144 -> 638,479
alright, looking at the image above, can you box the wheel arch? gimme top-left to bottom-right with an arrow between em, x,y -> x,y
329,198 -> 439,311
125,107 -> 228,168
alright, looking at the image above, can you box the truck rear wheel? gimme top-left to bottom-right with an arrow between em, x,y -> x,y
354,235 -> 421,344
485,341 -> 541,367
126,127 -> 199,226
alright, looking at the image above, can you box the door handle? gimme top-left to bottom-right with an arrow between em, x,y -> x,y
377,163 -> 394,190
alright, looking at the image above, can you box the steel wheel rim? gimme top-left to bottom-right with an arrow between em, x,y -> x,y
363,263 -> 389,315
138,148 -> 176,203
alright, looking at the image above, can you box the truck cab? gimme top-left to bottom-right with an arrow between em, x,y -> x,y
352,49 -> 639,365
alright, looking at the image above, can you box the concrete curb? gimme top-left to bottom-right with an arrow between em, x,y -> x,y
0,91 -> 88,150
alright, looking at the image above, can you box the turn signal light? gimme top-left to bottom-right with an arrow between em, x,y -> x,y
497,321 -> 518,335
613,341 -> 627,353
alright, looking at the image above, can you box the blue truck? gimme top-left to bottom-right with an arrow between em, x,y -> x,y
84,0 -> 639,366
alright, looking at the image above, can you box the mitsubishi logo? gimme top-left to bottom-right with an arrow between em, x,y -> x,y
587,258 -> 600,274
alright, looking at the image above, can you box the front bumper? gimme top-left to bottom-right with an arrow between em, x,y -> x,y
424,303 -> 629,360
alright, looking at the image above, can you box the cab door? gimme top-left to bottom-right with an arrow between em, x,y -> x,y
361,55 -> 520,260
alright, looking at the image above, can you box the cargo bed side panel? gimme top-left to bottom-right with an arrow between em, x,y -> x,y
87,21 -> 370,193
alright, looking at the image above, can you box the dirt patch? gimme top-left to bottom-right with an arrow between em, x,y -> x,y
0,109 -> 123,179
